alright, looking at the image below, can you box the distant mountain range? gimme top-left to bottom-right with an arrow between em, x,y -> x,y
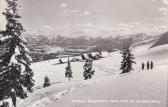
23,32 -> 152,47
0,31 -> 162,62
20,32 -> 156,62
150,32 -> 168,48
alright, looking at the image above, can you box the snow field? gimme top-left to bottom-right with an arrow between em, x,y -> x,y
9,42 -> 168,107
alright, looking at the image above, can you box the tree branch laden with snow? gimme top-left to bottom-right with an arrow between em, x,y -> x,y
0,0 -> 34,100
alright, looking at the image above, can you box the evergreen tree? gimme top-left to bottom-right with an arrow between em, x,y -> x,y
65,58 -> 72,80
120,42 -> 136,74
83,59 -> 95,80
43,76 -> 51,88
0,0 -> 34,99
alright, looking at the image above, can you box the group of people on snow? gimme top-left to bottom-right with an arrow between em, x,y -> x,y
142,61 -> 154,70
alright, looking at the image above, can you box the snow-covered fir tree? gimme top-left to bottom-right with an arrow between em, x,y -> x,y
0,0 -> 34,99
43,76 -> 51,88
65,58 -> 73,80
83,59 -> 95,80
120,42 -> 136,74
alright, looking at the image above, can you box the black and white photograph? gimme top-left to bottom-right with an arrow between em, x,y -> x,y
0,0 -> 167,107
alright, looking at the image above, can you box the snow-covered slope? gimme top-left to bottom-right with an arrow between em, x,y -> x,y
45,40 -> 167,107
31,51 -> 115,87
2,39 -> 167,107
134,37 -> 168,66
151,32 -> 168,48
47,65 -> 167,107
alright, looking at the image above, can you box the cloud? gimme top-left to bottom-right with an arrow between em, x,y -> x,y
85,23 -> 97,27
83,11 -> 91,16
40,25 -> 53,31
68,10 -> 79,13
26,22 -> 165,37
158,25 -> 168,30
83,22 -> 143,35
151,0 -> 156,2
153,17 -> 168,22
163,0 -> 168,5
64,9 -> 79,14
58,9 -> 80,16
57,13 -> 69,16
58,10 -> 91,17
27,25 -> 54,35
119,23 -> 134,29
26,24 -> 72,35
77,22 -> 158,36
78,11 -> 91,16
159,7 -> 168,15
157,1 -> 168,24
59,3 -> 67,8
148,25 -> 168,35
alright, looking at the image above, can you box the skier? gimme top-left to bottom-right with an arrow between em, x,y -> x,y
147,61 -> 150,70
10,88 -> 16,107
142,62 -> 145,70
150,61 -> 154,69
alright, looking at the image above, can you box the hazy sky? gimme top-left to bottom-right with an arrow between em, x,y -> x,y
1,0 -> 168,36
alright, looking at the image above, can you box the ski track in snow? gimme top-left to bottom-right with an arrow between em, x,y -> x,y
94,63 -> 119,74
26,81 -> 95,107
20,59 -> 119,107
33,81 -> 62,91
